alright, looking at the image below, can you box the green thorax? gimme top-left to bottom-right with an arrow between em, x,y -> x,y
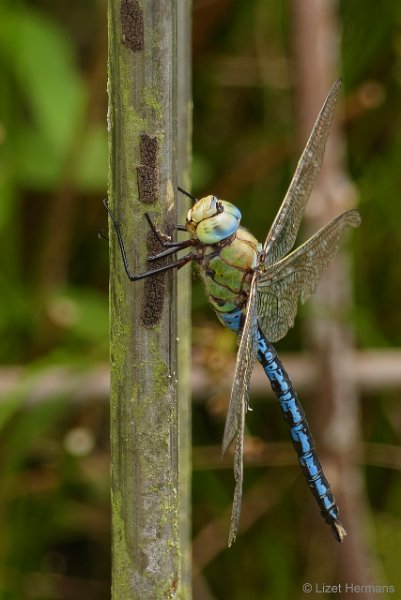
196,226 -> 261,314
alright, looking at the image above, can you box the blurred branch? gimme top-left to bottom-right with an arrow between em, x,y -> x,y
0,568 -> 108,600
292,0 -> 383,593
193,442 -> 401,474
1,349 -> 401,404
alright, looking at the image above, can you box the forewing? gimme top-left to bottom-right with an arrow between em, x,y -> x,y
258,209 -> 361,342
221,273 -> 258,546
263,80 -> 342,266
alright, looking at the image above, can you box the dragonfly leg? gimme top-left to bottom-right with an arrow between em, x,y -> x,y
148,239 -> 194,262
177,185 -> 197,203
104,199 -> 194,281
144,212 -> 173,244
125,254 -> 194,281
144,212 -> 190,246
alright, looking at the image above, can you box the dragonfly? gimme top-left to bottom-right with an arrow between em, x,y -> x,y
105,79 -> 360,546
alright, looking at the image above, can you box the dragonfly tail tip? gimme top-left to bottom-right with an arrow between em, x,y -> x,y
332,519 -> 347,543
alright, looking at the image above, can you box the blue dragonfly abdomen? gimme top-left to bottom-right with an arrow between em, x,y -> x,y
257,326 -> 345,541
217,307 -> 346,542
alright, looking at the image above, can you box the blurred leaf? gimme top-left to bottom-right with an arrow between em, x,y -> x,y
192,152 -> 213,192
13,127 -> 64,189
0,6 -> 86,183
0,7 -> 86,172
0,140 -> 18,230
3,395 -> 68,475
341,0 -> 398,84
46,288 -> 109,351
75,124 -> 108,191
0,393 -> 24,433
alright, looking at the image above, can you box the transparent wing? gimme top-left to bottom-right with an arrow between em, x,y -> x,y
221,274 -> 259,546
222,274 -> 258,455
263,80 -> 342,266
227,396 -> 245,547
258,209 -> 361,342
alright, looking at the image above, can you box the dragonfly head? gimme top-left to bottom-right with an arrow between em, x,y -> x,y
186,195 -> 241,244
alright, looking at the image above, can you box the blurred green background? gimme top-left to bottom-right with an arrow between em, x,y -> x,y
1,0 -> 401,598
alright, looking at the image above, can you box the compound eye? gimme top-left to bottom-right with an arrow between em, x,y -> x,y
216,201 -> 224,214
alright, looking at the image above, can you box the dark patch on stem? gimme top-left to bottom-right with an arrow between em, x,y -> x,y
120,0 -> 144,52
137,134 -> 159,204
140,229 -> 166,327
